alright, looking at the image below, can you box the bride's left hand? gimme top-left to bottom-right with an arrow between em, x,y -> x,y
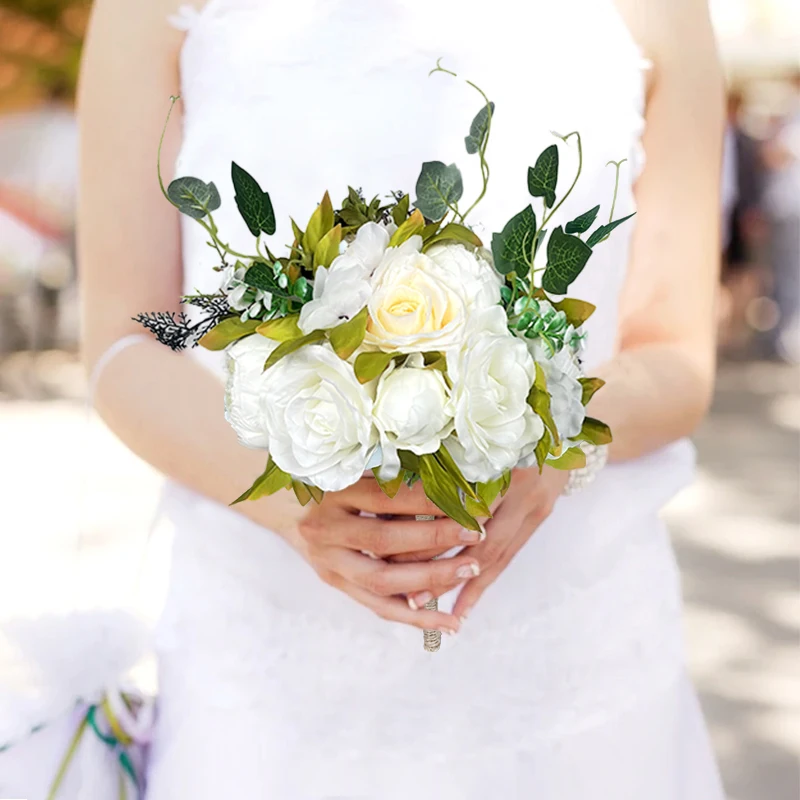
405,466 -> 569,622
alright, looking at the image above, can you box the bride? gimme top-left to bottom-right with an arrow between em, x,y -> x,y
79,0 -> 726,796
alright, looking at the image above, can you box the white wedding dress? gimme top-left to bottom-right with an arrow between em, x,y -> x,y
144,1 -> 726,797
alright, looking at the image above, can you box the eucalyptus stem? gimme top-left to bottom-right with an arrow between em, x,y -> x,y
527,131 -> 583,299
202,212 -> 260,261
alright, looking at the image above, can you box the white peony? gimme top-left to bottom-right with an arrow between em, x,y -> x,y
445,306 -> 544,483
373,353 -> 454,480
365,239 -> 501,354
298,222 -> 388,334
529,340 -> 585,440
224,334 -> 280,450
261,343 -> 378,491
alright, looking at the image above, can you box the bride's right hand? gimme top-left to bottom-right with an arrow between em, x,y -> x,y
295,478 -> 482,633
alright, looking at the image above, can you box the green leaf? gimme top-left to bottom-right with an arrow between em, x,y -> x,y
547,446 -> 587,470
528,362 -> 561,450
198,317 -> 260,351
575,416 -> 613,445
398,450 -> 421,475
256,314 -> 302,342
292,480 -> 312,506
243,262 -> 300,300
290,217 -> 304,246
541,226 -> 593,295
465,100 -> 495,155
527,145 -> 559,208
167,177 -> 221,219
533,428 -> 552,472
565,205 -> 600,235
491,205 -> 537,275
231,162 -> 276,236
389,208 -> 425,248
500,469 -> 512,496
314,224 -> 342,269
422,222 -> 483,251
354,351 -> 399,384
433,445 -> 487,511
263,330 -> 325,371
231,457 -> 292,504
422,351 -> 446,371
305,191 -> 335,253
586,213 -> 636,248
578,377 -> 605,405
476,475 -> 504,508
413,161 -> 464,221
329,307 -> 368,360
391,194 -> 410,227
307,484 -> 324,504
552,297 -> 596,327
373,468 -> 405,499
418,454 -> 481,531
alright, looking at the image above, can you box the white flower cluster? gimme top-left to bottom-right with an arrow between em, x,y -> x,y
225,223 -> 586,492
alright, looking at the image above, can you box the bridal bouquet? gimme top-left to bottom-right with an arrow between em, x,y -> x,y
137,62 -> 631,596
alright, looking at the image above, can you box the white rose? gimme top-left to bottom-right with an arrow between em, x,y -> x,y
528,340 -> 585,440
261,343 -> 378,491
298,222 -> 388,334
373,353 -> 454,480
364,240 -> 500,354
224,334 -> 280,449
445,307 -> 544,483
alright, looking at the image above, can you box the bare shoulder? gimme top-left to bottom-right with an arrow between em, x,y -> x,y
613,0 -> 723,91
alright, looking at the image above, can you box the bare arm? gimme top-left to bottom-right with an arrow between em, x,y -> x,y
590,0 -> 726,462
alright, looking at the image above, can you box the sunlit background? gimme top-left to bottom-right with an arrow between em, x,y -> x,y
0,2 -> 798,799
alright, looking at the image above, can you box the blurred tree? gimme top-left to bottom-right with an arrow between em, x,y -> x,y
0,0 -> 90,104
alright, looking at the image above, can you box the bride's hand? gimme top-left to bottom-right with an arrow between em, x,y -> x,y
296,478 -> 482,633
405,467 -> 569,622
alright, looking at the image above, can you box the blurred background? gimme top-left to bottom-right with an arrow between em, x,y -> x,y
0,1 -> 798,798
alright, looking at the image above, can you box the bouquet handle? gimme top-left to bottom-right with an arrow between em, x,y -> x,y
416,515 -> 442,652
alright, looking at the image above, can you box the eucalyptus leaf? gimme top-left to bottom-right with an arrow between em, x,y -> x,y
418,454 -> 481,531
565,205 -> 600,235
586,213 -> 636,248
465,101 -> 495,155
305,191 -> 335,252
575,416 -> 613,445
389,209 -> 425,248
542,226 -> 593,295
256,314 -> 302,342
354,351 -> 398,384
422,222 -> 483,251
552,297 -> 596,327
578,377 -> 605,405
263,329 -> 325,371
167,177 -> 221,219
527,145 -> 559,208
547,447 -> 587,470
491,205 -> 537,275
373,468 -> 405,499
231,162 -> 276,236
198,317 -> 260,351
413,161 -> 463,221
231,457 -> 292,505
329,307 -> 368,360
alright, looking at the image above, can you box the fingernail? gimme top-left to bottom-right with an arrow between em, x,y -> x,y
407,596 -> 418,611
412,591 -> 433,608
460,607 -> 472,623
459,529 -> 481,543
459,615 -> 468,626
441,628 -> 458,637
456,563 -> 480,579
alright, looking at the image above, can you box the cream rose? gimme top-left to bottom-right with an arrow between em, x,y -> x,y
261,343 -> 378,491
446,306 -> 544,483
373,353 -> 454,480
365,239 -> 500,354
224,334 -> 280,449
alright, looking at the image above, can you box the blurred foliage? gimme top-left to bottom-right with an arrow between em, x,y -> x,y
0,0 -> 91,102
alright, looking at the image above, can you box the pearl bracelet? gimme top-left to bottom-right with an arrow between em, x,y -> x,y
562,443 -> 608,496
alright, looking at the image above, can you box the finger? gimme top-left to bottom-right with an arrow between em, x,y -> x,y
326,546 -> 481,597
350,585 -> 461,633
335,478 -> 443,518
313,513 -> 481,556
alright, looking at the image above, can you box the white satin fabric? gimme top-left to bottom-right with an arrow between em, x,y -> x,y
145,1 -> 725,797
